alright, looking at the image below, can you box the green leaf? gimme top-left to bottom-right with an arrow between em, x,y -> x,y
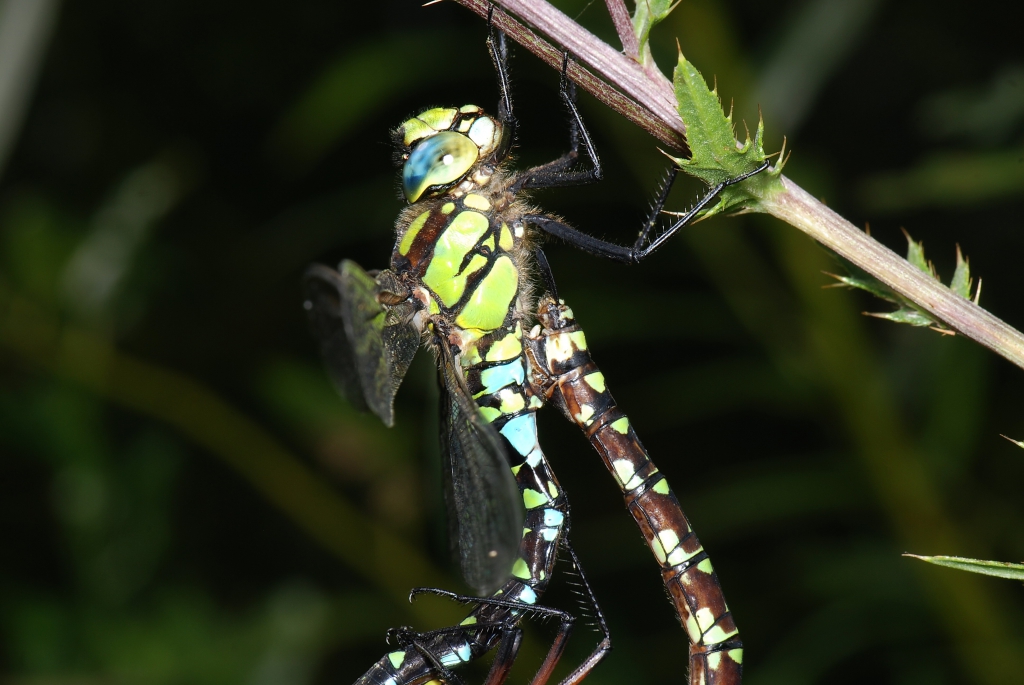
632,0 -> 678,65
828,231 -> 980,333
669,54 -> 783,218
904,554 -> 1024,582
904,231 -> 932,275
869,309 -> 937,327
949,245 -> 973,299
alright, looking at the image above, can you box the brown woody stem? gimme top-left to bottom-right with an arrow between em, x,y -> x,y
453,0 -> 1024,371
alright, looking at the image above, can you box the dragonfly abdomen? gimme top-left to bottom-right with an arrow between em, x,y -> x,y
530,295 -> 744,685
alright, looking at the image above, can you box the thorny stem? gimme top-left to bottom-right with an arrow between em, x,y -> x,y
454,0 -> 1024,371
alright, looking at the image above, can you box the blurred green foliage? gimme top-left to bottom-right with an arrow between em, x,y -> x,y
2,1 -> 1024,684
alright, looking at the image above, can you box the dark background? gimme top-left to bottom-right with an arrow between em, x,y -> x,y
2,0 -> 1023,683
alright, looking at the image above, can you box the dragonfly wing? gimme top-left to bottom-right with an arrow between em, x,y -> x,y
302,260 -> 418,426
438,343 -> 524,596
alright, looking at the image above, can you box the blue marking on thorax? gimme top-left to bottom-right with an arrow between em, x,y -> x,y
479,359 -> 525,394
500,414 -> 538,457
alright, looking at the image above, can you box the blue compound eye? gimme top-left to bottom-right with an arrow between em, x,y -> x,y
403,131 -> 478,202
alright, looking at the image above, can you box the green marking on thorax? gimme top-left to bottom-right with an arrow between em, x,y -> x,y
499,223 -> 514,250
423,210 -> 490,306
399,211 -> 430,256
455,255 -> 518,331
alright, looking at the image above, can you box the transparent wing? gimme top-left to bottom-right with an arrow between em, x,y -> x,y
438,343 -> 524,596
302,260 -> 418,426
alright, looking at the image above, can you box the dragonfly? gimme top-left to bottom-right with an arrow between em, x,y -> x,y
303,14 -> 767,685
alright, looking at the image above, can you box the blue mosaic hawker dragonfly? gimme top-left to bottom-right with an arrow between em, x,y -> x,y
304,15 -> 766,685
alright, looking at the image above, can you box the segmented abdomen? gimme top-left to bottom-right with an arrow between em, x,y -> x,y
529,295 -> 743,685
354,332 -> 568,685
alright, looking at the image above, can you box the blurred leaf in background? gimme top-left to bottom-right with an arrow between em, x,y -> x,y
2,1 -> 1024,684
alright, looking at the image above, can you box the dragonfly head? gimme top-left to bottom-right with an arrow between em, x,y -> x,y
395,105 -> 503,203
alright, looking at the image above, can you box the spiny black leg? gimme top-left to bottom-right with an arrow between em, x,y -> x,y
409,587 -> 575,623
632,160 -> 770,259
525,215 -> 635,263
533,247 -> 559,301
516,53 -> 603,191
525,159 -> 770,264
482,627 -> 523,685
634,167 -> 680,254
487,5 -> 516,163
554,542 -> 611,685
387,626 -> 466,685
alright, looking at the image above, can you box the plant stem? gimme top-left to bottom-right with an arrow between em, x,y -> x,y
455,0 -> 687,152
603,0 -> 639,59
764,178 -> 1024,367
453,0 -> 1024,371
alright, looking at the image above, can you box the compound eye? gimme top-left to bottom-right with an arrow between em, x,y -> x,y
403,131 -> 479,202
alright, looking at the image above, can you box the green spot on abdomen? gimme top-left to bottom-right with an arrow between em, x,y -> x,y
523,488 -> 547,509
583,371 -> 606,392
479,406 -> 501,422
511,558 -> 531,579
610,417 -> 630,434
485,324 -> 522,362
455,255 -> 519,331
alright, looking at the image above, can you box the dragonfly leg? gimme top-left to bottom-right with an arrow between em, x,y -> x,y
409,587 -> 573,623
533,247 -> 559,302
409,586 -> 608,685
523,159 -> 770,263
481,626 -> 523,685
515,53 -> 603,191
487,5 -> 516,163
387,625 -> 467,685
549,542 -> 611,685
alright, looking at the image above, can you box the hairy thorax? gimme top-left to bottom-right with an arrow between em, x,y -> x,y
391,165 -> 538,365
